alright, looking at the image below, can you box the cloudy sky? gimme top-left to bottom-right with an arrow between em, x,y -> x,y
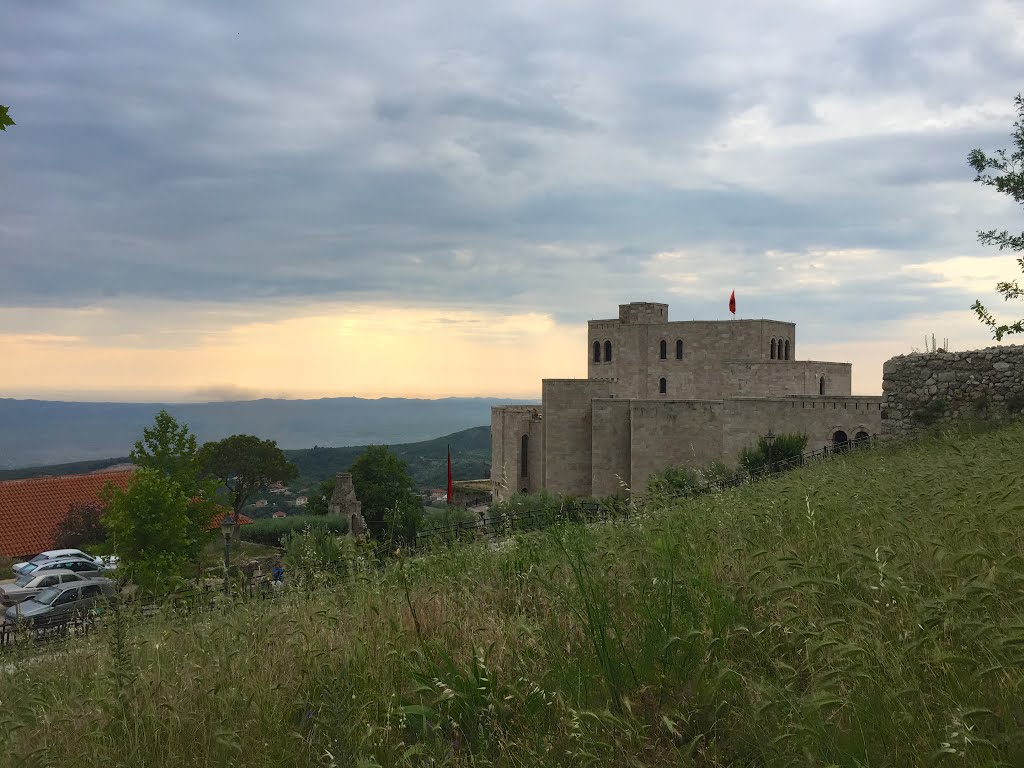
1,0 -> 1022,401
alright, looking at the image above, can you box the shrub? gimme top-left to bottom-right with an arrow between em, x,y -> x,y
646,465 -> 700,498
739,432 -> 808,472
54,502 -> 107,549
912,397 -> 947,426
239,515 -> 348,548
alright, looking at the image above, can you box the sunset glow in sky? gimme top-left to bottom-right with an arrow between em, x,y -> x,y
2,1 -> 1022,402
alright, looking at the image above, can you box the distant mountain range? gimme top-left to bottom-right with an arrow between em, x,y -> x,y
0,396 -> 533,469
0,425 -> 493,492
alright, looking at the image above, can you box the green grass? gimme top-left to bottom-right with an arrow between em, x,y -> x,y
2,424 -> 1023,766
239,514 -> 350,547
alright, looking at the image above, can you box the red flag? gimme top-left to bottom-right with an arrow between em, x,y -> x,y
728,290 -> 736,315
446,444 -> 453,505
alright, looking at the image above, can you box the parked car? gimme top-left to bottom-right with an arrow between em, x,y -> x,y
0,569 -> 87,606
16,557 -> 113,580
13,549 -> 118,576
3,578 -> 115,628
13,549 -> 90,575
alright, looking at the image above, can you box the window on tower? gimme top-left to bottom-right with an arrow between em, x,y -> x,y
676,339 -> 683,359
604,340 -> 612,362
770,339 -> 776,359
593,340 -> 601,363
659,377 -> 667,394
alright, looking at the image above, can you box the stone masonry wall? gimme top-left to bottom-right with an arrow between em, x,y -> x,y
881,344 -> 1024,439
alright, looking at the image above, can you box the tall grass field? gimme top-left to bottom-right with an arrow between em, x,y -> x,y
2,424 -> 1023,766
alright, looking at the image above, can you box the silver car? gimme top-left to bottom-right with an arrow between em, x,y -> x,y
0,569 -> 87,606
16,557 -> 113,580
3,578 -> 115,628
13,549 -> 118,576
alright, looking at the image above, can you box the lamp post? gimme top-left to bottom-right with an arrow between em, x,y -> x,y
221,514 -> 235,595
764,430 -> 776,474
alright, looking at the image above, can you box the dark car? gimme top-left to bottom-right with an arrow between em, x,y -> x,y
3,578 -> 115,628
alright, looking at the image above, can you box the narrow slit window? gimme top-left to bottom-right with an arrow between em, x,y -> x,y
593,340 -> 601,363
659,377 -> 667,394
770,339 -> 776,359
659,339 -> 667,359
784,339 -> 791,360
676,339 -> 683,359
520,434 -> 529,478
604,340 -> 612,362
819,376 -> 825,395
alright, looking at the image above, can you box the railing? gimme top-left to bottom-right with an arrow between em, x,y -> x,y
0,436 -> 877,653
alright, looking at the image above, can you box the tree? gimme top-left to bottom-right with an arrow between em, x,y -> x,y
102,469 -> 192,591
969,94 -> 1024,340
129,410 -> 218,561
0,105 -> 13,131
54,502 -> 107,549
305,477 -> 336,516
350,445 -> 423,545
199,435 -> 298,534
130,410 -> 203,491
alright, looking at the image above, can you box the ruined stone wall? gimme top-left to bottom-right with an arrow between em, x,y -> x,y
490,405 -> 544,502
881,345 -> 1024,439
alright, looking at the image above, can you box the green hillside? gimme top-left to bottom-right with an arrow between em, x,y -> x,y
0,426 -> 491,490
0,456 -> 131,480
3,423 -> 1023,766
284,425 -> 490,489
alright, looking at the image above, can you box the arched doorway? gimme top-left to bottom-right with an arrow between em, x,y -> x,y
832,430 -> 849,450
853,430 -> 870,447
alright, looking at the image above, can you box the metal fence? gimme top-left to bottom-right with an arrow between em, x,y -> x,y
1,436 -> 877,653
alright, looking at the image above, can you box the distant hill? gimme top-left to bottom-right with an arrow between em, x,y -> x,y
0,396 -> 531,469
285,425 -> 491,490
0,426 -> 492,491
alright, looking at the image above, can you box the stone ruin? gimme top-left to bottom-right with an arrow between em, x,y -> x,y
328,471 -> 368,538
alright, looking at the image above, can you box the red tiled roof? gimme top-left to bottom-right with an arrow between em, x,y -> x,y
0,470 -> 134,558
206,511 -> 254,530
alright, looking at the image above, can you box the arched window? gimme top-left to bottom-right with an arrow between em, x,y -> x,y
592,340 -> 601,363
520,434 -> 529,478
676,339 -> 683,359
659,339 -> 667,359
770,339 -> 776,359
659,377 -> 667,394
784,339 -> 791,360
819,376 -> 825,395
604,340 -> 612,362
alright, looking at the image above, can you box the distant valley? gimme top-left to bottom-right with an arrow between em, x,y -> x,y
0,396 -> 531,469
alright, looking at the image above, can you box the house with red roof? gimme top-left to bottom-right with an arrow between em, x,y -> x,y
0,469 -> 134,558
0,469 -> 255,559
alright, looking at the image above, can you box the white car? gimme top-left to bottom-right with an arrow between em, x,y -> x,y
0,569 -> 88,606
13,549 -> 118,576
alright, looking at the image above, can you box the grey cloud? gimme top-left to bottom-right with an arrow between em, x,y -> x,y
0,0 -> 1020,338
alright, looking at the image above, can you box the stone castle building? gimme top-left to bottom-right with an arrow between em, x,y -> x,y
491,301 -> 882,500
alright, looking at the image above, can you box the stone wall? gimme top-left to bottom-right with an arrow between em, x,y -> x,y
723,360 -> 852,397
490,405 -> 544,502
881,344 -> 1024,438
542,378 -> 615,496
